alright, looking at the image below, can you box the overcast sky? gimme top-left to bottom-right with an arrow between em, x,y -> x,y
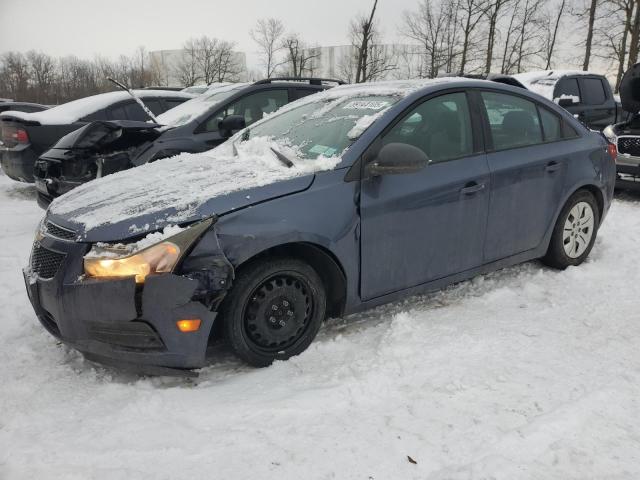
0,0 -> 414,61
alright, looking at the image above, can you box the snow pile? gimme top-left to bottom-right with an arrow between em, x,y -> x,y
49,136 -> 341,230
2,173 -> 640,479
0,90 -> 193,125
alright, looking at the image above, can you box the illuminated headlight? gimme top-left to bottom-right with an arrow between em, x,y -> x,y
84,242 -> 181,283
83,218 -> 214,284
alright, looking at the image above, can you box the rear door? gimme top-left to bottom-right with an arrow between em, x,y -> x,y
480,90 -> 567,262
193,88 -> 290,148
360,91 -> 490,299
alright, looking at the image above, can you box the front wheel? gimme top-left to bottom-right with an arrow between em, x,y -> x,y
221,258 -> 327,367
542,190 -> 600,269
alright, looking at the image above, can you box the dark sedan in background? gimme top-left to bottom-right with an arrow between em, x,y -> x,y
25,78 -> 615,374
32,78 -> 342,207
0,89 -> 192,183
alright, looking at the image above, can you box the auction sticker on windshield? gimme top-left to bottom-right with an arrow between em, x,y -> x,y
343,101 -> 390,110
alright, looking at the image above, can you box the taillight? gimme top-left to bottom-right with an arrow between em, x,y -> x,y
607,142 -> 617,162
1,126 -> 29,147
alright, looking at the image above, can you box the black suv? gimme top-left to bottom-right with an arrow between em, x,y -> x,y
0,90 -> 192,183
34,78 -> 344,207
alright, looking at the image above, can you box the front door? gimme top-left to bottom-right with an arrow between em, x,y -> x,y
360,92 -> 491,300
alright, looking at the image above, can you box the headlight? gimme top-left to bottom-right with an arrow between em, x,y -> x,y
83,218 -> 214,283
84,242 -> 181,283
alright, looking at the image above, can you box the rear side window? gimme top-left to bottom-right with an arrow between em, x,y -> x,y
81,110 -> 107,122
481,92 -> 543,150
555,77 -> 581,103
292,88 -> 319,100
538,106 -> 562,142
108,103 -> 128,120
164,99 -> 185,111
124,102 -> 150,121
145,99 -> 164,115
382,92 -> 473,163
582,78 -> 607,105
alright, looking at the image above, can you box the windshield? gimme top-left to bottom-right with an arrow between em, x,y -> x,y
246,95 -> 399,160
156,83 -> 248,127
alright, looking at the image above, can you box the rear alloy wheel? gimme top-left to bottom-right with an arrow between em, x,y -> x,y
542,190 -> 600,269
222,258 -> 326,367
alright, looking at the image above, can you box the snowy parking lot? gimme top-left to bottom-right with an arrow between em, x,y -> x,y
0,172 -> 639,479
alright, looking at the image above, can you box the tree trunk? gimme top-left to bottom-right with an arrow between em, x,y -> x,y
583,0 -> 597,70
545,0 -> 566,69
627,0 -> 640,68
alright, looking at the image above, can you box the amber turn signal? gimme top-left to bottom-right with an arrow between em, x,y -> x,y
176,319 -> 201,332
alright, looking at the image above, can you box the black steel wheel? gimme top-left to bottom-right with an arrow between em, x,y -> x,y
222,258 -> 326,366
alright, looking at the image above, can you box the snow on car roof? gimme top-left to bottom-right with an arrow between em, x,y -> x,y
49,77 -> 475,231
513,70 -> 595,100
0,90 -> 193,125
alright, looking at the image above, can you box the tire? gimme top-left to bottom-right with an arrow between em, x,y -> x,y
221,257 -> 327,367
542,189 -> 600,269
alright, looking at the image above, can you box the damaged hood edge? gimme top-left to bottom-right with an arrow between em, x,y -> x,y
46,174 -> 317,243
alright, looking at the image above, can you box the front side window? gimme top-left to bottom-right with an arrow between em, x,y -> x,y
382,92 -> 473,163
246,94 -> 400,160
124,102 -> 150,121
204,89 -> 289,132
481,92 -> 543,150
108,103 -> 128,120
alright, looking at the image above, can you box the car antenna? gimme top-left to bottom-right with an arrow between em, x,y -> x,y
107,77 -> 159,123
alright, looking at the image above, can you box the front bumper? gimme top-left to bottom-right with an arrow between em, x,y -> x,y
23,233 -> 221,374
0,146 -> 37,182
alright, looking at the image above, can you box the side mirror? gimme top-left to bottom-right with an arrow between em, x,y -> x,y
558,97 -> 579,108
366,143 -> 429,177
218,114 -> 246,138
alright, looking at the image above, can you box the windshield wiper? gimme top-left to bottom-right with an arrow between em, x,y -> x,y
270,147 -> 294,168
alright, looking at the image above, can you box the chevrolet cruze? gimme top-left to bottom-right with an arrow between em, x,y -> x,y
24,78 -> 616,375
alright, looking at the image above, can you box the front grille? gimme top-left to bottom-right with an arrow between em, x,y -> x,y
618,136 -> 640,156
31,244 -> 65,279
45,221 -> 76,241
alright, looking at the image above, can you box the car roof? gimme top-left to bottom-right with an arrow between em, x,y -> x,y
0,90 -> 193,125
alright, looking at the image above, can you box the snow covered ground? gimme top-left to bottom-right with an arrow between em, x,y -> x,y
1,171 -> 639,479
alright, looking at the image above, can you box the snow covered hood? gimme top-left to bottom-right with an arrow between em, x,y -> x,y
0,90 -> 192,125
48,138 -> 341,242
513,70 -> 594,101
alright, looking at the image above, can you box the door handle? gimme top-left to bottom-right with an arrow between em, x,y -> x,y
545,161 -> 561,173
461,182 -> 485,195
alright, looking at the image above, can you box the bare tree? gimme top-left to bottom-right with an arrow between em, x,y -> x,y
627,0 -> 640,67
483,0 -> 512,73
174,38 -> 201,87
583,0 -> 599,70
250,18 -> 286,77
458,0 -> 486,73
281,33 -> 321,77
544,0 -> 567,69
402,0 -> 458,78
352,0 -> 379,83
26,51 -> 55,103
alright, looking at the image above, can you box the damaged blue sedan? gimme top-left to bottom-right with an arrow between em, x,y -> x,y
24,78 -> 616,374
